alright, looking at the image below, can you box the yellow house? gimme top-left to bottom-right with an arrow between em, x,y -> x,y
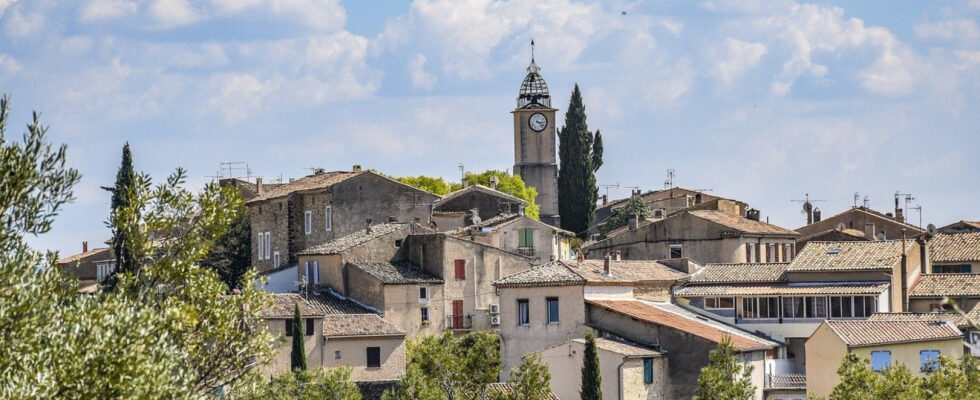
805,319 -> 963,398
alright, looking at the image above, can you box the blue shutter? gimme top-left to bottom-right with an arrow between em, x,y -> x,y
643,358 -> 654,383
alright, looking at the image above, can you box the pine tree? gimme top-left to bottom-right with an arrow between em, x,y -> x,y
200,193 -> 251,291
558,85 -> 600,237
291,304 -> 307,371
693,337 -> 755,400
580,330 -> 602,400
101,142 -> 137,290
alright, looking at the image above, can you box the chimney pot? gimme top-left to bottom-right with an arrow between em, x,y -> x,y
352,165 -> 362,172
629,214 -> 639,231
82,241 -> 88,253
603,255 -> 612,276
256,177 -> 264,195
366,218 -> 372,234
602,194 -> 608,206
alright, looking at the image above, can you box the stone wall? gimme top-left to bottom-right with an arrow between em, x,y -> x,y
324,336 -> 407,382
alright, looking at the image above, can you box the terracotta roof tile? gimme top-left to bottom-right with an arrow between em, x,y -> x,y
436,184 -> 528,207
349,261 -> 444,285
323,314 -> 405,338
260,292 -> 370,319
689,263 -> 789,284
909,273 -> 980,297
483,383 -> 559,400
824,320 -> 962,347
929,232 -> 980,263
870,308 -> 980,330
768,374 -> 806,390
246,171 -> 363,203
587,300 -> 778,351
788,240 -> 909,272
689,210 -> 799,236
56,247 -> 110,265
573,337 -> 662,357
571,259 -> 688,285
675,282 -> 889,296
495,261 -> 586,288
297,223 -> 423,255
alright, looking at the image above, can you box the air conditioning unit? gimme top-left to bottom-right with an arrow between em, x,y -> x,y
490,316 -> 500,325
489,304 -> 500,314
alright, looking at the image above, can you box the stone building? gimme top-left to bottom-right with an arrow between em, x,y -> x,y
805,319 -> 963,398
794,206 -> 924,250
258,293 -> 407,382
512,53 -> 559,226
431,184 -> 528,231
56,241 -> 113,292
584,199 -> 799,265
246,167 -> 440,273
592,187 -> 748,236
937,220 -> 980,234
344,260 -> 445,338
535,337 -> 666,400
927,232 -> 980,273
451,213 -> 574,262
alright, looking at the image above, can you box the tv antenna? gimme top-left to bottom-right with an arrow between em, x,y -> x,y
218,161 -> 249,180
853,192 -> 860,208
908,204 -> 923,228
894,191 -> 915,221
599,183 -> 620,197
664,169 -> 675,189
791,193 -> 827,225
863,195 -> 870,208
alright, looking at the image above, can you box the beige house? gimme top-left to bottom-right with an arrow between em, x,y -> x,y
259,293 -> 407,382
345,260 -> 445,338
585,199 -> 799,265
794,206 -> 924,250
870,311 -> 980,357
908,273 -> 980,313
535,337 -> 666,400
56,242 -> 113,293
805,320 -> 963,398
592,187 -> 747,237
453,213 -> 574,262
928,232 -> 980,273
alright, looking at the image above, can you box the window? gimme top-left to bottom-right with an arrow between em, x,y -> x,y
419,287 -> 428,302
783,243 -> 793,262
313,261 -> 319,284
933,264 -> 971,273
264,232 -> 271,260
705,297 -> 735,309
285,320 -> 293,337
781,297 -> 828,319
304,211 -> 312,235
273,251 -> 280,268
547,297 -> 560,324
743,297 -> 779,319
454,259 -> 465,280
518,229 -> 534,248
305,318 -> 314,336
257,233 -> 265,260
517,299 -> 530,326
766,244 -> 774,262
366,347 -> 381,368
304,261 -> 310,283
871,351 -> 891,371
746,243 -> 757,263
334,350 -> 341,360
421,307 -> 429,324
96,263 -> 116,282
669,244 -> 683,259
325,205 -> 332,231
829,296 -> 876,318
643,358 -> 654,384
395,239 -> 402,248
920,350 -> 940,372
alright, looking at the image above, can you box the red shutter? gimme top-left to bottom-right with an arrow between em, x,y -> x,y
746,245 -> 751,263
454,259 -> 465,280
452,300 -> 464,329
775,244 -> 781,263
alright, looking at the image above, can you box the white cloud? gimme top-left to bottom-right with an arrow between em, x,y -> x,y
209,0 -> 346,31
80,0 -> 137,22
206,73 -> 275,121
3,6 -> 43,37
710,37 -> 767,84
149,0 -> 200,29
0,53 -> 21,77
0,0 -> 17,18
914,19 -> 980,41
903,150 -> 967,178
408,54 -> 436,89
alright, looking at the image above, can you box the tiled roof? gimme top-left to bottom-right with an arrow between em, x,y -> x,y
798,228 -> 868,243
787,240 -> 909,272
349,261 -> 444,285
451,213 -> 521,232
572,337 -> 662,357
587,300 -> 778,351
689,263 -> 789,284
483,383 -> 559,400
909,274 -> 980,297
570,259 -> 688,285
494,261 -> 586,288
768,374 -> 806,390
689,210 -> 799,236
246,171 -> 363,203
437,184 -> 528,207
929,232 -> 980,263
260,292 -> 370,319
298,222 -> 418,255
675,282 -> 889,297
57,247 -> 110,265
797,207 -> 924,235
603,218 -> 657,239
824,320 -> 962,347
78,280 -> 99,294
870,308 -> 980,330
323,314 -> 405,338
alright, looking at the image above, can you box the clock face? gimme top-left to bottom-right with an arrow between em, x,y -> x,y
529,113 -> 547,132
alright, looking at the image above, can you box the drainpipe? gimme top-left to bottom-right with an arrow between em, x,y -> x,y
618,357 -> 628,400
901,230 -> 909,312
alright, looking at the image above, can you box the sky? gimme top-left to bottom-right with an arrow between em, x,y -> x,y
1,0 -> 978,256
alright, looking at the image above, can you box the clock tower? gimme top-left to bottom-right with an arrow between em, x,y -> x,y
513,44 -> 560,226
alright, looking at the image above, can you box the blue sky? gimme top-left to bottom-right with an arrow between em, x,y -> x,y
1,0 -> 978,256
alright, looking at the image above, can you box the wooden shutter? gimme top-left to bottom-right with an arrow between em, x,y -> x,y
305,318 -> 314,336
454,259 -> 465,279
366,347 -> 381,368
746,245 -> 751,263
775,244 -> 781,262
755,244 -> 761,264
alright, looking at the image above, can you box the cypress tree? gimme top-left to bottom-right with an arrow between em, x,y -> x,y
591,130 -> 603,173
290,304 -> 307,371
580,330 -> 602,400
101,142 -> 137,290
558,85 -> 600,238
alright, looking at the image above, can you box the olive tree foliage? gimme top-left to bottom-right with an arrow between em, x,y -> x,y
693,337 -> 755,400
816,353 -> 980,400
489,353 -> 553,400
232,368 -> 361,400
383,331 -> 502,400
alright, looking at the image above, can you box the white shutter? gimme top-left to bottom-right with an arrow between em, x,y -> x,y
325,206 -> 332,231
258,233 -> 264,260
313,261 -> 319,283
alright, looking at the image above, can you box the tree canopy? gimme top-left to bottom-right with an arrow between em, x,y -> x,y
233,368 -> 361,400
693,337 -> 755,400
392,170 -> 541,220
383,331 -> 502,400
599,195 -> 651,237
819,353 -> 980,400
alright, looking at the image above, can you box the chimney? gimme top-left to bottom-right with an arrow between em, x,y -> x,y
813,208 -> 822,223
366,218 -> 372,234
628,214 -> 639,231
603,255 -> 612,276
746,209 -> 760,221
917,234 -> 930,274
352,164 -> 362,172
602,195 -> 608,206
256,177 -> 264,195
614,250 -> 622,261
896,208 -> 905,223
489,175 -> 499,190
82,241 -> 88,253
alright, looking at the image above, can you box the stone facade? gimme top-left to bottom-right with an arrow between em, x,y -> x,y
459,215 -> 573,263
433,185 -> 527,223
497,284 -> 586,376
57,245 -> 113,282
513,60 -> 559,226
795,206 -> 924,248
324,336 -> 407,382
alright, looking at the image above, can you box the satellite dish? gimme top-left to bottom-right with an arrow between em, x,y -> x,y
927,224 -> 937,235
802,201 -> 812,213
836,223 -> 846,232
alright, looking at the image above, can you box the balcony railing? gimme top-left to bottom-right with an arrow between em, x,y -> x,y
516,247 -> 535,257
447,314 -> 472,330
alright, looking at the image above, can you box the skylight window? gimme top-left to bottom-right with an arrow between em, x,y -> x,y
827,248 -> 841,255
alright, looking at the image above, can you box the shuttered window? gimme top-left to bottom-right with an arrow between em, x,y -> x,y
454,259 -> 465,280
518,229 -> 534,247
285,320 -> 293,337
367,347 -> 381,368
643,358 -> 654,384
305,319 -> 314,336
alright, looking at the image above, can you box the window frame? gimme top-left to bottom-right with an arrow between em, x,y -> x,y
366,347 -> 381,368
273,251 -> 280,268
454,259 -> 466,280
419,286 -> 428,302
705,297 -> 735,310
518,228 -> 534,248
312,260 -> 319,284
669,244 -> 683,259
257,232 -> 265,260
264,232 -> 271,260
285,320 -> 293,337
643,358 -> 654,384
304,210 -> 312,235
325,205 -> 332,231
546,297 -> 560,324
742,297 -> 780,319
305,318 -> 314,336
517,299 -> 530,326
421,307 -> 429,324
